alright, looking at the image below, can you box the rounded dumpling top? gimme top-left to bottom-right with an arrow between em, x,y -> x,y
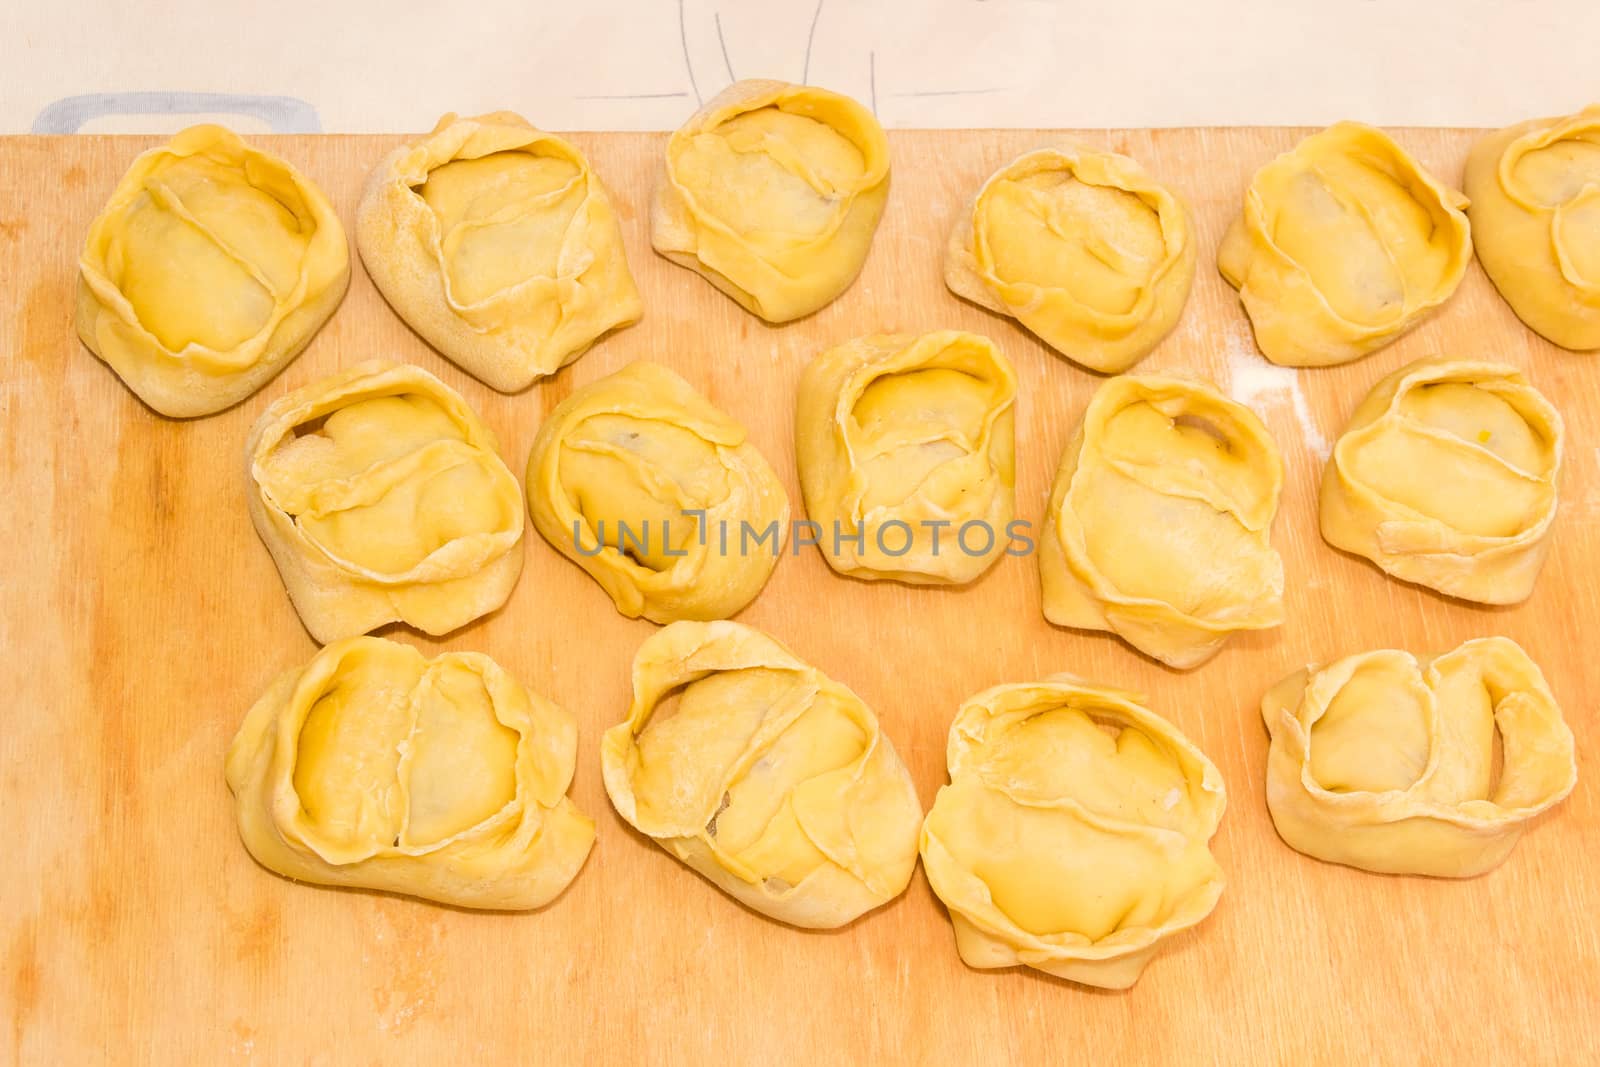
946,143 -> 1196,373
920,675 -> 1225,989
795,330 -> 1017,585
225,635 -> 595,909
651,79 -> 891,322
525,361 -> 789,624
1320,357 -> 1563,604
1465,104 -> 1600,350
358,112 -> 642,391
1261,636 -> 1577,877
1039,374 -> 1285,669
247,360 -> 525,643
601,620 -> 922,929
77,124 -> 350,416
1218,122 -> 1471,367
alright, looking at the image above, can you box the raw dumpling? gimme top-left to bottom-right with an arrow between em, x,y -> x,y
226,636 -> 595,909
944,144 -> 1196,373
1261,637 -> 1576,877
1039,374 -> 1285,668
76,124 -> 349,417
794,330 -> 1017,584
525,362 -> 789,623
1320,358 -> 1563,604
921,676 -> 1225,988
651,79 -> 890,322
1218,122 -> 1471,367
1464,104 -> 1600,350
601,620 -> 922,928
358,112 -> 642,391
247,360 -> 524,643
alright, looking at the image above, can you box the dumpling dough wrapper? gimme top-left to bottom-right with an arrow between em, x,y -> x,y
1218,122 -> 1471,367
945,144 -> 1196,373
76,124 -> 349,416
525,361 -> 789,623
226,636 -> 595,909
247,360 -> 525,643
1320,357 -> 1562,604
601,620 -> 922,928
651,79 -> 890,322
1039,374 -> 1284,668
921,675 -> 1226,989
358,112 -> 642,391
795,330 -> 1017,584
1465,104 -> 1600,351
1261,637 -> 1576,877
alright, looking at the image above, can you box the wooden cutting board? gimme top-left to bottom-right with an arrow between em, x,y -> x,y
2,128 -> 1596,1066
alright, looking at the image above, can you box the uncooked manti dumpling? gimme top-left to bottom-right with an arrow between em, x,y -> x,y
358,112 -> 642,391
1218,123 -> 1471,367
77,124 -> 349,416
247,360 -> 524,643
651,79 -> 890,322
1261,637 -> 1576,877
525,362 -> 789,623
1039,375 -> 1285,668
1464,104 -> 1600,350
1320,358 -> 1563,604
944,144 -> 1196,373
921,676 -> 1225,988
795,330 -> 1017,584
601,620 -> 922,928
226,636 -> 595,909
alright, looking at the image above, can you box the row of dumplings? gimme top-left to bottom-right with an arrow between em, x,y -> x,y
242,346 -> 1564,671
76,83 -> 1600,422
228,620 -> 1576,990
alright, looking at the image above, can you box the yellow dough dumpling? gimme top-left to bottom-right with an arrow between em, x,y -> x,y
226,636 -> 595,909
945,144 -> 1196,373
247,361 -> 524,643
1261,637 -> 1576,877
358,112 -> 642,391
651,79 -> 890,322
795,330 -> 1017,584
601,620 -> 922,928
1039,375 -> 1285,668
1320,358 -> 1563,604
77,124 -> 349,417
921,676 -> 1225,988
1218,123 -> 1471,367
525,362 -> 789,623
1465,104 -> 1600,350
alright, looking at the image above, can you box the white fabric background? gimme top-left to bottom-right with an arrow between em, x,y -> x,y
5,0 -> 1597,132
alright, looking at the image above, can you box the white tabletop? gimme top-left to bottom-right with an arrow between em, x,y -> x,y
7,0 -> 1597,133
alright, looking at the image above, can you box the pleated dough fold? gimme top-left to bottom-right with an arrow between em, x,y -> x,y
795,330 -> 1017,584
921,676 -> 1226,989
247,360 -> 524,643
1465,104 -> 1600,351
76,124 -> 349,416
1039,374 -> 1285,668
226,636 -> 595,909
945,144 -> 1196,373
525,362 -> 789,623
651,79 -> 890,322
1320,357 -> 1563,604
601,620 -> 922,928
358,112 -> 642,391
1261,637 -> 1576,877
1218,122 -> 1471,367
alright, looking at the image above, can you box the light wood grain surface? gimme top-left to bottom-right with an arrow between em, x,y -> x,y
2,130 -> 1596,1066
